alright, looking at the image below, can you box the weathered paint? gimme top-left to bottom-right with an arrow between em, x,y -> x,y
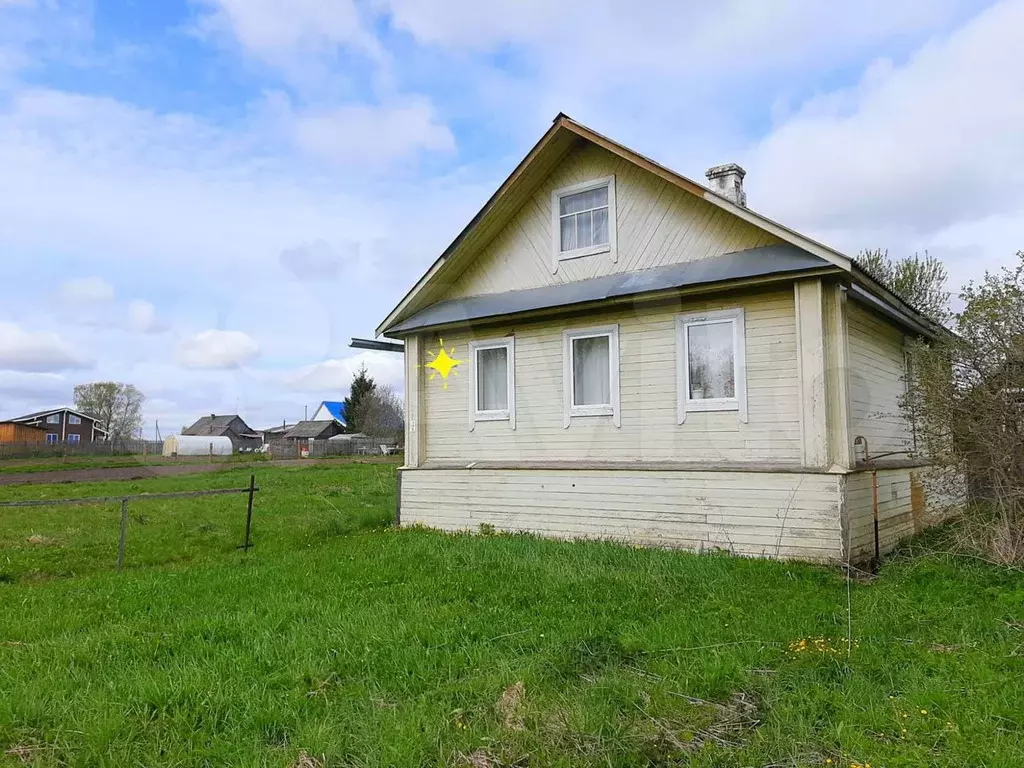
417,291 -> 802,464
847,301 -> 914,459
402,467 -> 843,561
843,468 -> 916,562
793,279 -> 828,468
448,142 -> 783,299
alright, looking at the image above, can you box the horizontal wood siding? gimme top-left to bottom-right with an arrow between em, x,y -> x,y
448,143 -> 782,299
422,291 -> 802,463
847,302 -> 913,458
843,469 -> 916,561
402,468 -> 842,561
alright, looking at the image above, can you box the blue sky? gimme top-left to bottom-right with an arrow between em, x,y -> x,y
1,0 -> 1022,436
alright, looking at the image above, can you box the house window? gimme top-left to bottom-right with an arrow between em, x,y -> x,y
68,433 -> 81,444
46,433 -> 58,444
46,413 -> 60,424
563,325 -> 620,427
551,176 -> 616,268
469,338 -> 516,429
68,414 -> 81,425
676,308 -> 748,423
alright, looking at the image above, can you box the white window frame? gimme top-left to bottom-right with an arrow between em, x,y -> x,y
46,433 -> 58,444
551,175 -> 617,271
68,414 -> 82,425
563,324 -> 620,428
67,433 -> 81,444
46,413 -> 60,424
676,308 -> 748,423
468,337 -> 516,431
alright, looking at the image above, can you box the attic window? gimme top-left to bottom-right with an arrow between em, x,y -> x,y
551,176 -> 616,270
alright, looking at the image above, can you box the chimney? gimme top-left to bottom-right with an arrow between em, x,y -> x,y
705,163 -> 747,207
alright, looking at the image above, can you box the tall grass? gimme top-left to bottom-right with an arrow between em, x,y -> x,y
1,465 -> 1022,766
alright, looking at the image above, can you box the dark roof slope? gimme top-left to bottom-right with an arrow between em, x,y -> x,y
387,245 -> 834,335
184,414 -> 257,437
283,420 -> 342,439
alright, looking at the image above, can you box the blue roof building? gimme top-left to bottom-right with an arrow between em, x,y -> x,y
311,400 -> 347,427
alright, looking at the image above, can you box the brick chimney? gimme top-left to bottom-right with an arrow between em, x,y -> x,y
705,163 -> 747,207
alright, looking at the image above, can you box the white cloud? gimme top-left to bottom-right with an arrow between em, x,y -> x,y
127,299 -> 165,334
193,0 -> 382,64
288,97 -> 455,166
0,321 -> 92,372
58,276 -> 115,304
286,351 -> 404,394
747,0 -> 1024,237
177,330 -> 261,369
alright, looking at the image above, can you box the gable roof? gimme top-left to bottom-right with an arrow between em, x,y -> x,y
283,420 -> 343,439
315,401 -> 347,424
390,245 -> 837,335
376,113 -> 943,340
184,414 -> 256,437
10,407 -> 108,432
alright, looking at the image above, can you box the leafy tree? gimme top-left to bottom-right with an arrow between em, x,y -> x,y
343,364 -> 376,433
903,251 -> 1024,563
73,381 -> 145,440
353,384 -> 404,442
856,249 -> 952,325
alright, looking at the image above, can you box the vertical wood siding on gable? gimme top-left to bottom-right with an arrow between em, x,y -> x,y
420,290 -> 802,463
447,143 -> 783,299
847,302 -> 913,458
401,468 -> 843,562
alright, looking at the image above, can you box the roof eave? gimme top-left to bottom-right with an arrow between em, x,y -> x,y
384,263 -> 842,338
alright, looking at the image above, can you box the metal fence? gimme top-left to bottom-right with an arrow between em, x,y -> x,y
309,438 -> 400,458
263,437 -> 400,459
0,439 -> 165,461
0,475 -> 259,572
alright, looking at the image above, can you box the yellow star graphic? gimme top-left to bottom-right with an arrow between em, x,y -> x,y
423,339 -> 463,389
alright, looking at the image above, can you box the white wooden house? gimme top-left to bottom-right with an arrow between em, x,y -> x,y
376,114 -> 947,563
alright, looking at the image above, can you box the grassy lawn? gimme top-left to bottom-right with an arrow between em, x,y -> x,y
1,465 -> 1022,766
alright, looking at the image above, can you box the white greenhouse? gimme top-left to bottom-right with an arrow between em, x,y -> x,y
162,435 -> 234,457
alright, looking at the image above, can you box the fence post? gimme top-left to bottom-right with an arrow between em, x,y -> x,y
242,473 -> 255,551
117,498 -> 129,572
209,442 -> 213,464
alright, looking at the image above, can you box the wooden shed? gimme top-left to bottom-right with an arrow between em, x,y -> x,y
0,421 -> 47,444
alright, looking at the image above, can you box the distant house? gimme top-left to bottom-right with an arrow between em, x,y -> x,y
310,400 -> 347,427
260,423 -> 297,441
6,408 -> 108,445
283,420 -> 346,442
182,414 -> 262,452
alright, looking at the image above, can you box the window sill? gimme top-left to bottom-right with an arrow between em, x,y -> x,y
557,243 -> 611,262
472,411 -> 510,423
683,399 -> 740,413
568,405 -> 615,421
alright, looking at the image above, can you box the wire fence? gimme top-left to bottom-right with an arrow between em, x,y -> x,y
0,474 -> 259,573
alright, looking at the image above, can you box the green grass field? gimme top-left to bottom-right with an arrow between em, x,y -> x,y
1,464 -> 1022,766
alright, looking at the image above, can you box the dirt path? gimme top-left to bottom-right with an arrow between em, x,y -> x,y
0,458 -> 396,487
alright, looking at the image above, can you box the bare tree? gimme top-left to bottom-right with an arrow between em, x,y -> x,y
857,248 -> 952,325
73,382 -> 145,440
904,251 -> 1024,563
352,384 -> 404,443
